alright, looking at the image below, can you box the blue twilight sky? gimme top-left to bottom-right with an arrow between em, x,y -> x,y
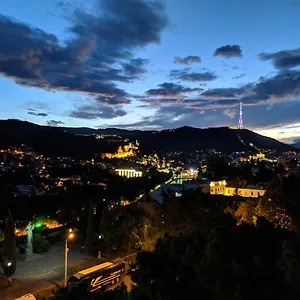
1,0 -> 300,143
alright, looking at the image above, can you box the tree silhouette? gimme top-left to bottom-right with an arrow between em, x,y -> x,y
2,210 -> 18,283
86,199 -> 95,254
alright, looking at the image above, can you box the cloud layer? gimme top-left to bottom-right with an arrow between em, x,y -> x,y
47,120 -> 64,126
213,45 -> 243,58
131,69 -> 300,131
169,68 -> 217,82
173,56 -> 201,65
258,48 -> 300,69
69,104 -> 127,120
0,0 -> 168,118
146,82 -> 201,97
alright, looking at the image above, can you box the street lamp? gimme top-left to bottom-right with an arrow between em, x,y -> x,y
64,228 -> 75,287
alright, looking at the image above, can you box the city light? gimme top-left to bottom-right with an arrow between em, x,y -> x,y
35,222 -> 43,228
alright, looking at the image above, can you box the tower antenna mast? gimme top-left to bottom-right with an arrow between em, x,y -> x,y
238,102 -> 243,129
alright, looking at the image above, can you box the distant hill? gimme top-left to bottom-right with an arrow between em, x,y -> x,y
0,120 -> 295,158
292,141 -> 300,149
0,120 -> 118,159
62,126 -> 145,137
132,126 -> 295,154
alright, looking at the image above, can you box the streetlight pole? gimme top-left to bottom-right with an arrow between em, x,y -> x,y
64,229 -> 74,287
64,236 -> 68,287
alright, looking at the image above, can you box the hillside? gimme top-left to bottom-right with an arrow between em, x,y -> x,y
133,126 -> 294,153
292,141 -> 300,149
0,120 -> 295,158
0,120 -> 118,159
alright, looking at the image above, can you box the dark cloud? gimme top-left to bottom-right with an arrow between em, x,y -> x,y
187,99 -> 241,110
47,120 -> 64,127
199,70 -> 300,106
232,66 -> 240,70
200,88 -> 244,99
111,70 -> 300,132
169,69 -> 217,82
69,104 -> 127,119
232,73 -> 247,80
242,100 -> 300,129
142,70 -> 300,112
139,98 -> 181,107
213,45 -> 242,58
107,105 -> 202,130
146,82 -> 201,97
95,96 -> 131,106
28,111 -> 48,117
0,0 -> 168,110
122,58 -> 149,77
241,70 -> 300,104
107,103 -> 235,130
173,56 -> 201,65
258,48 -> 300,69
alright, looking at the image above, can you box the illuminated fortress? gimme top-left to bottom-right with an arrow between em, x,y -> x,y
101,143 -> 137,159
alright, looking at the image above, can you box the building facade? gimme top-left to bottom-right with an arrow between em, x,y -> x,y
115,169 -> 143,178
209,180 -> 265,198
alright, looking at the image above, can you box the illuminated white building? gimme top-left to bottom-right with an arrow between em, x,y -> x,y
209,180 -> 265,198
115,169 -> 143,178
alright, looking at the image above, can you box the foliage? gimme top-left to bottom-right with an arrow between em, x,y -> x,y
265,175 -> 300,232
224,178 -> 296,231
2,210 -> 18,279
33,233 -> 51,253
131,217 -> 299,300
86,200 -> 95,253
100,204 -> 160,252
49,179 -> 300,299
255,198 -> 295,230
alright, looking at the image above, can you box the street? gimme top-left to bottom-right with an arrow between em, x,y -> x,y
0,244 -> 134,300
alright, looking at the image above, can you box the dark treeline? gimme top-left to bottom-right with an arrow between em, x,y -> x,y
50,176 -> 300,300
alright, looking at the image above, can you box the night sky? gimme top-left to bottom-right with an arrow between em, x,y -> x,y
1,0 -> 300,143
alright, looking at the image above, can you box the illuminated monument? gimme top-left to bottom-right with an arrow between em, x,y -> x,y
101,143 -> 137,159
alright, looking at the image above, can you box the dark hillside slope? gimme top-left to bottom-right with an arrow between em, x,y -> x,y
0,120 -> 295,156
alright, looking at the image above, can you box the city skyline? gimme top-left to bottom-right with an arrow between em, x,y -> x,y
1,0 -> 300,143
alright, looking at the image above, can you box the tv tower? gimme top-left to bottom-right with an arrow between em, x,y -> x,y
238,102 -> 243,129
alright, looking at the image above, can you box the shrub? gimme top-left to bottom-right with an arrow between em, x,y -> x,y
33,233 -> 51,253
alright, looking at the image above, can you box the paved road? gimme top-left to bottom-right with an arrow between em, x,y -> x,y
0,244 -> 95,300
0,245 -> 134,300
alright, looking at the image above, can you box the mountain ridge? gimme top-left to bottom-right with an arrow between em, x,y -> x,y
0,119 -> 296,158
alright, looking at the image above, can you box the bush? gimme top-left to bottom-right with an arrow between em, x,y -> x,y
36,240 -> 51,254
33,233 -> 51,253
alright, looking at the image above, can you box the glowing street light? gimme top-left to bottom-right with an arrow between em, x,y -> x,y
64,229 -> 75,287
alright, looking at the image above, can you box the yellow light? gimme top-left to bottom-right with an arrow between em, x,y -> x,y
69,233 -> 74,239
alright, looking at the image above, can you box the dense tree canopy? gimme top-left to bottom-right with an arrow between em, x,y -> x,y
51,216 -> 300,300
2,210 -> 18,280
